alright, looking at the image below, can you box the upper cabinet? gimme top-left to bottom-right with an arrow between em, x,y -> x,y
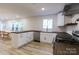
57,12 -> 73,26
57,12 -> 64,26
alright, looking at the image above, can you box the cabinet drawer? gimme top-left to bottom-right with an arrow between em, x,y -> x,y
40,33 -> 46,42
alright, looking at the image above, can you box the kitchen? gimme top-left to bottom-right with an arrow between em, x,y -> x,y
0,3 -> 79,55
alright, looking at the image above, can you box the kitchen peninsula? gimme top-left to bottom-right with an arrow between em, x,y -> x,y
10,30 -> 57,48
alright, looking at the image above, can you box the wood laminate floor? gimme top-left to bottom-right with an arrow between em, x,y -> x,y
0,39 -> 53,55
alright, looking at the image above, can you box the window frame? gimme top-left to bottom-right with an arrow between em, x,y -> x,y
43,19 -> 53,29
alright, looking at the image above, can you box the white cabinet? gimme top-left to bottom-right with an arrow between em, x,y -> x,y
19,33 -> 29,46
10,33 -> 19,47
10,32 -> 33,48
40,33 -> 47,43
40,33 -> 57,43
57,12 -> 64,26
57,12 -> 72,26
26,32 -> 33,42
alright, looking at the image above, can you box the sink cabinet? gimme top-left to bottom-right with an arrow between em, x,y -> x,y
40,33 -> 57,43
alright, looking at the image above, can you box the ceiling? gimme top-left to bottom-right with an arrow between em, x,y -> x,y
0,3 -> 65,19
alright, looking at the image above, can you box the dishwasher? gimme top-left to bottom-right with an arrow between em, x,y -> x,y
33,32 -> 40,42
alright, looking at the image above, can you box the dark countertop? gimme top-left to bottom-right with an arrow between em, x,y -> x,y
41,31 -> 63,33
10,30 -> 64,34
11,30 -> 41,33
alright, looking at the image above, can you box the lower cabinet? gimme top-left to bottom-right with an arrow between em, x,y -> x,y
10,32 -> 33,48
26,32 -> 34,42
10,31 -> 57,48
40,33 -> 57,44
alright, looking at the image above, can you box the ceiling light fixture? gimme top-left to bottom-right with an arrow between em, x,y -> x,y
41,8 -> 45,11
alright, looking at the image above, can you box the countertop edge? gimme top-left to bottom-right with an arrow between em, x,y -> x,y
10,30 -> 64,34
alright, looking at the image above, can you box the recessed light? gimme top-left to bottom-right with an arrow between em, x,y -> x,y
41,8 -> 45,11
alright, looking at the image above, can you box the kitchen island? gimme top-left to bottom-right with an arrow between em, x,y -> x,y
10,31 -> 34,48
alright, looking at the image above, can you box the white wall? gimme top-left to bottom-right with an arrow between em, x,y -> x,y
1,14 -> 69,32
24,15 -> 61,32
27,14 -> 79,33
5,14 -> 66,32
1,14 -> 58,32
22,14 -> 67,32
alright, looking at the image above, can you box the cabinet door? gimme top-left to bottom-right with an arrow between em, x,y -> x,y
57,12 -> 64,26
19,32 -> 33,44
46,33 -> 53,43
27,32 -> 33,42
10,33 -> 19,47
18,33 -> 28,47
47,33 -> 57,43
40,33 -> 47,43
40,33 -> 57,43
40,33 -> 53,43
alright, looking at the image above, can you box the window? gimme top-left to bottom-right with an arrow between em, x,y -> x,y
12,22 -> 23,32
43,19 -> 48,29
43,19 -> 53,29
0,22 -> 4,31
47,20 -> 53,29
6,21 -> 23,32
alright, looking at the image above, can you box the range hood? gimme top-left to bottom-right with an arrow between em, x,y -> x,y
64,3 -> 79,16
